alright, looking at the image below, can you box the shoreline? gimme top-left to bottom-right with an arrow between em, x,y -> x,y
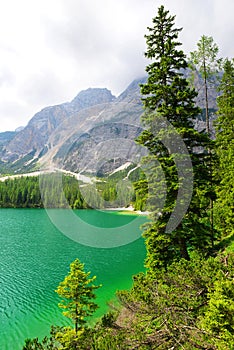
103,207 -> 150,216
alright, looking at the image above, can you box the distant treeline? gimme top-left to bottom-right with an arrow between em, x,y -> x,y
0,175 -> 88,208
0,173 -> 144,209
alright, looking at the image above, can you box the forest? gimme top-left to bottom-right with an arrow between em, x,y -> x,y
0,175 -> 85,208
15,4 -> 234,349
0,170 -> 139,209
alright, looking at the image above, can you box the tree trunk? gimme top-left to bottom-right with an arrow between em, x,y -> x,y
203,59 -> 214,248
203,59 -> 209,135
178,235 -> 190,260
75,304 -> 78,335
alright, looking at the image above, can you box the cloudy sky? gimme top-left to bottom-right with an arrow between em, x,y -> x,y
0,0 -> 233,132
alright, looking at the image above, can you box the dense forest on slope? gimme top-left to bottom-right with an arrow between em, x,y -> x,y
0,169 -> 142,209
21,5 -> 234,350
0,175 -> 84,208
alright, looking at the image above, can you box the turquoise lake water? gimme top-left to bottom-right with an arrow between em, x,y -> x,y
0,209 -> 147,350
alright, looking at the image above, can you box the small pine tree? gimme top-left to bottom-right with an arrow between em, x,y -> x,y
55,258 -> 101,335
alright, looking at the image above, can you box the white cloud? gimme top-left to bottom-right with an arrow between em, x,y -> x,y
0,0 -> 233,132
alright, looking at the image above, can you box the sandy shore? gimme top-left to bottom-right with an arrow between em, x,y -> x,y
103,207 -> 150,216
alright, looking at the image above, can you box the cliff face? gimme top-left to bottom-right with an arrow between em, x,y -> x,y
40,79 -> 145,174
1,88 -> 115,164
0,131 -> 16,147
0,71 -> 219,175
0,78 -> 144,174
59,122 -> 145,175
2,105 -> 69,162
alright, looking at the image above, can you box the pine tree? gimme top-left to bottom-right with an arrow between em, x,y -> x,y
190,36 -> 223,245
137,5 -> 212,270
190,35 -> 222,134
55,259 -> 100,335
200,278 -> 234,349
214,59 -> 234,236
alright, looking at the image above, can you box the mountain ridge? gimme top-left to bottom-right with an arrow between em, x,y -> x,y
0,73 -> 218,175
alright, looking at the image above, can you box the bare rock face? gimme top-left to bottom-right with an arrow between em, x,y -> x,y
59,122 -> 145,175
2,105 -> 69,162
41,79 -> 145,174
69,88 -> 116,110
0,131 -> 16,147
1,88 -> 116,164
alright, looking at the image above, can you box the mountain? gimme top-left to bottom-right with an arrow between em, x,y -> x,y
0,79 -> 145,175
0,88 -> 115,164
39,80 -> 145,175
0,72 -> 218,175
0,131 -> 16,146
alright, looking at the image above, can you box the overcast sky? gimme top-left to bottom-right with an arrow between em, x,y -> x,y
0,0 -> 233,132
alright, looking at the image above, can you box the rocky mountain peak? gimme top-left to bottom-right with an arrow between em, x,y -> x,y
70,87 -> 116,110
117,77 -> 146,104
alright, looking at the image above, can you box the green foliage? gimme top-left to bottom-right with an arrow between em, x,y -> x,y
214,59 -> 234,236
0,171 -> 142,210
22,7 -> 234,350
136,5 -> 213,269
116,253 -> 234,349
100,311 -> 117,328
190,35 -> 222,135
190,35 -> 222,248
23,252 -> 234,349
0,176 -> 42,208
39,173 -> 88,209
200,280 -> 234,349
190,35 -> 222,80
55,258 -> 101,334
133,179 -> 148,211
199,253 -> 234,349
54,326 -> 81,350
23,338 -> 46,350
0,175 -> 87,208
22,326 -> 60,350
96,173 -> 137,209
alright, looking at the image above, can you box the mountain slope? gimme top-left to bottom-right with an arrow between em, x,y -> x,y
1,88 -> 115,165
0,72 -> 219,175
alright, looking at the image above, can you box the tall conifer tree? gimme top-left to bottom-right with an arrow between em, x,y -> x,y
215,59 -> 234,236
190,35 -> 222,134
137,6 -> 212,270
190,36 -> 222,245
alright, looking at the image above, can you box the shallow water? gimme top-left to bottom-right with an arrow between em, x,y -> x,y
0,209 -> 146,350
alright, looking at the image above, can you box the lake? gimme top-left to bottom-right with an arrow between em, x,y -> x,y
0,209 -> 147,350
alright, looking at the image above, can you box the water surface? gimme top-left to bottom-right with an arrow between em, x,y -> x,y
0,209 -> 146,350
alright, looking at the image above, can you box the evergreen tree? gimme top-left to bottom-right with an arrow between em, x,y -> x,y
190,35 -> 222,134
137,5 -> 212,270
190,35 -> 222,248
200,278 -> 234,349
117,252 -> 234,349
55,259 -> 100,336
214,58 -> 234,236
